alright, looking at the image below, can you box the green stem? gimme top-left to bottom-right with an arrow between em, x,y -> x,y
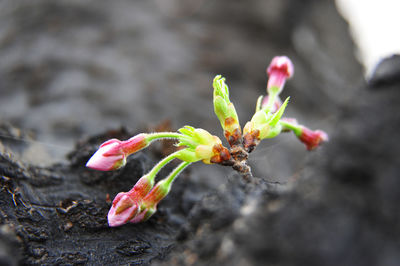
147,150 -> 181,183
279,120 -> 302,136
146,132 -> 197,148
146,132 -> 184,141
164,161 -> 191,187
263,91 -> 277,113
141,161 -> 192,209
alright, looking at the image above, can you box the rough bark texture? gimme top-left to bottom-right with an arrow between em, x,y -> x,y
1,0 -> 399,265
0,127 -> 196,265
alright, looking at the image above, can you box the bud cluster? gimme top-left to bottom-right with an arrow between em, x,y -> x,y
85,55 -> 328,226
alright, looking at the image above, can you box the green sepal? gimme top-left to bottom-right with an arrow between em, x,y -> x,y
141,207 -> 157,222
178,127 -> 215,146
192,128 -> 215,145
255,95 -> 263,113
246,97 -> 288,140
260,124 -> 282,139
268,96 -> 290,127
175,148 -> 201,163
177,126 -> 197,149
250,109 -> 269,127
175,127 -> 222,163
178,125 -> 195,136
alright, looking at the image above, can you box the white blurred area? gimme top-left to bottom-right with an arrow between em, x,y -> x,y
336,0 -> 400,76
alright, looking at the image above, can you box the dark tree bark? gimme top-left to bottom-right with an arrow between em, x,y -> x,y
1,0 -> 399,265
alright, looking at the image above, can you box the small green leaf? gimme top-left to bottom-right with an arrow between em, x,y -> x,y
176,140 -> 196,149
178,126 -> 195,136
175,149 -> 201,163
268,96 -> 290,127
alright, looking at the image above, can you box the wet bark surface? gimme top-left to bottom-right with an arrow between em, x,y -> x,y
0,0 -> 399,265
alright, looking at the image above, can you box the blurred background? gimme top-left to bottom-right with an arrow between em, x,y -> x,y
337,0 -> 400,76
0,0 -> 397,185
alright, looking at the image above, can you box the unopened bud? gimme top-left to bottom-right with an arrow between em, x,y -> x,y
267,56 -> 294,95
142,179 -> 171,208
120,134 -> 149,155
129,207 -> 156,224
107,174 -> 154,227
128,174 -> 154,198
130,161 -> 190,224
86,134 -> 149,171
86,139 -> 126,171
108,192 -> 139,227
213,75 -> 242,146
297,127 -> 329,150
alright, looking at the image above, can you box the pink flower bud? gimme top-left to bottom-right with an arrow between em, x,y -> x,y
86,139 -> 126,171
267,56 -> 294,94
129,210 -> 149,224
142,181 -> 170,207
127,181 -> 170,224
127,174 -> 154,199
108,184 -> 161,226
108,192 -> 139,227
120,134 -> 148,155
107,175 -> 154,227
298,127 -> 329,150
86,134 -> 148,171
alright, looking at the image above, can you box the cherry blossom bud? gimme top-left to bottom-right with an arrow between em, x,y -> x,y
129,208 -> 155,224
127,174 -> 154,198
142,179 -> 171,209
107,175 -> 154,227
86,134 -> 148,171
267,56 -> 294,95
129,162 -> 190,224
130,180 -> 170,223
279,119 -> 328,150
86,139 -> 126,171
108,192 -> 140,227
120,134 -> 148,155
297,127 -> 329,150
